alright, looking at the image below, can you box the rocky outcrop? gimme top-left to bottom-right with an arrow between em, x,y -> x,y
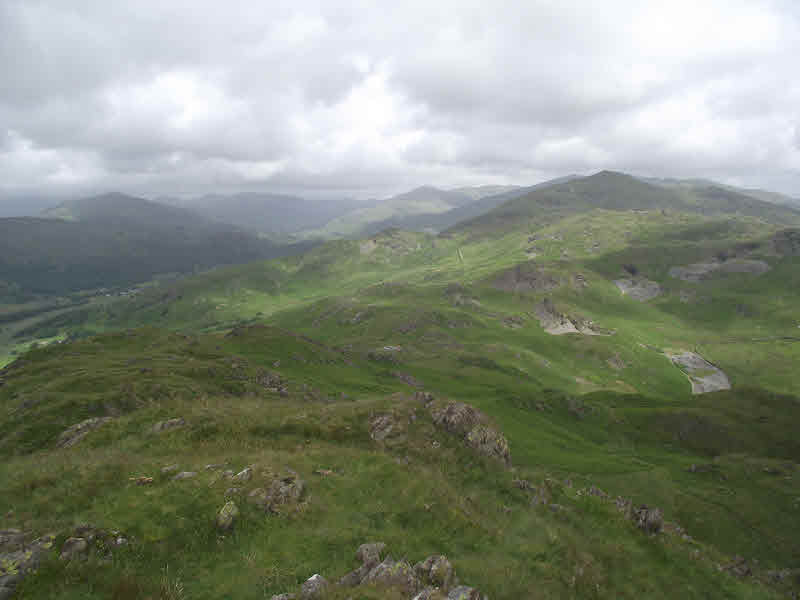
250,473 -> 305,514
56,417 -> 112,448
59,537 -> 88,561
273,542 -> 486,600
0,533 -> 54,599
533,299 -> 608,335
667,351 -> 731,394
613,278 -> 662,301
431,401 -> 511,466
491,262 -> 560,293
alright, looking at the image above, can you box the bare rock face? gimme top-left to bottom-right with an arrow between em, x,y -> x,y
634,506 -> 663,534
56,417 -> 112,448
533,299 -> 608,336
668,351 -> 731,394
414,555 -> 455,589
59,537 -> 88,561
491,262 -> 560,293
340,542 -> 388,587
430,401 -> 511,467
770,229 -> 800,256
250,473 -> 305,513
614,278 -> 662,301
0,533 -> 55,598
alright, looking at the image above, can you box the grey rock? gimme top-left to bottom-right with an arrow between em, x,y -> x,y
270,595 -> 296,600
356,542 -> 386,567
465,425 -> 511,466
634,506 -> 663,534
172,471 -> 197,480
362,557 -> 422,596
60,537 -> 88,561
161,464 -> 179,474
216,501 -> 239,532
369,414 -> 395,441
233,467 -> 253,482
448,586 -> 484,600
151,417 -> 186,434
415,554 -> 455,589
300,573 -> 328,599
57,417 -> 112,448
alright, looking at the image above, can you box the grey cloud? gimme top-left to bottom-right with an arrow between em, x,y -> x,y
1,0 -> 800,204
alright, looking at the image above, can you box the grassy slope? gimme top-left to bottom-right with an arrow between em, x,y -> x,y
2,207 -> 799,598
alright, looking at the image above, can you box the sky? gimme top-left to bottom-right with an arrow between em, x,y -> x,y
1,0 -> 799,209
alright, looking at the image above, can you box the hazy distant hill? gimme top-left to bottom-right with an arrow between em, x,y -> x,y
0,193 -> 309,296
643,177 -> 800,209
164,192 -> 370,235
450,170 -> 800,234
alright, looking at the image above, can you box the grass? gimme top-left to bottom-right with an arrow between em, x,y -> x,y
1,208 -> 799,598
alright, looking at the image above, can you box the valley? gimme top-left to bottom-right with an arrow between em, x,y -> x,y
1,172 -> 799,599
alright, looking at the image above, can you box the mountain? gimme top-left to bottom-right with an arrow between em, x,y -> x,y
166,192 -> 370,235
450,170 -> 800,235
643,177 -> 800,209
0,193 -> 310,296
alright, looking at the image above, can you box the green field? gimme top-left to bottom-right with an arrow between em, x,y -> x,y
2,193 -> 799,598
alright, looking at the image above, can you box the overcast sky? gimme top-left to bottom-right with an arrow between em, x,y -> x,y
1,0 -> 799,207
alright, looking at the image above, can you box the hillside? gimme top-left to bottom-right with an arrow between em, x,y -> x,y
450,171 -> 800,236
1,175 -> 800,598
165,193 -> 369,236
0,194 -> 310,297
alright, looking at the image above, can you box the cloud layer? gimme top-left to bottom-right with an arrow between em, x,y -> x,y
1,0 -> 799,204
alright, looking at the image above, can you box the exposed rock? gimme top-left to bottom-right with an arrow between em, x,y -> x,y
614,278 -> 662,301
431,401 -> 511,466
669,259 -> 770,282
721,556 -> 753,578
56,417 -> 112,448
216,501 -> 239,532
634,506 -> 663,534
413,589 -> 448,600
0,534 -> 54,598
172,471 -> 197,481
0,530 -> 25,553
161,464 -> 179,474
448,586 -> 485,599
151,417 -> 186,434
300,574 -> 328,599
233,467 -> 253,482
465,425 -> 511,466
59,537 -> 88,561
414,555 -> 455,589
340,542 -> 388,587
270,595 -> 296,600
668,351 -> 731,394
392,372 -> 424,387
431,402 -> 484,436
362,557 -> 422,596
492,262 -> 560,293
252,474 -> 305,513
225,487 -> 243,497
770,229 -> 800,256
606,353 -> 627,370
369,414 -> 396,442
533,299 -> 607,335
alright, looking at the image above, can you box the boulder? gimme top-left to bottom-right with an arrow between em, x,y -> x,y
151,417 -> 186,434
233,467 -> 253,482
340,542 -> 387,587
300,574 -> 328,599
216,502 -> 240,532
172,471 -> 197,481
362,557 -> 422,596
634,506 -> 663,534
431,402 -> 484,436
465,425 -> 511,466
59,537 -> 88,561
448,586 -> 484,600
413,589 -> 448,600
56,417 -> 112,448
369,414 -> 396,441
270,595 -> 296,600
254,474 -> 305,513
414,555 -> 455,589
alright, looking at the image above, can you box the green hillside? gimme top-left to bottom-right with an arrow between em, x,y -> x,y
2,174 -> 799,598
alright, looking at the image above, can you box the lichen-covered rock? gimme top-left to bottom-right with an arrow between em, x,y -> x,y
216,501 -> 240,532
56,417 -> 112,448
151,417 -> 185,434
465,425 -> 511,466
634,506 -> 663,534
255,474 -> 305,513
431,402 -> 485,436
362,557 -> 422,596
369,414 -> 395,441
172,471 -> 197,480
300,573 -> 328,599
415,555 -> 455,589
340,542 -> 388,586
270,595 -> 296,600
448,586 -> 485,600
59,537 -> 88,561
413,588 -> 448,600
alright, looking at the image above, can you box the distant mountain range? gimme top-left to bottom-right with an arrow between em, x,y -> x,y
0,193 -> 311,297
